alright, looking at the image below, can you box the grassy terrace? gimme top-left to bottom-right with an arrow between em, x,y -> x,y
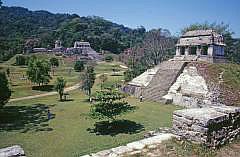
0,91 -> 181,157
0,54 -> 80,98
0,56 -> 181,156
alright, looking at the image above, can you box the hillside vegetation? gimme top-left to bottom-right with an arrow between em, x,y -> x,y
0,6 -> 145,61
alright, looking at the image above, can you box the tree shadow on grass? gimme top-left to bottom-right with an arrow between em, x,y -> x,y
32,85 -> 54,92
0,103 -> 55,133
87,120 -> 144,136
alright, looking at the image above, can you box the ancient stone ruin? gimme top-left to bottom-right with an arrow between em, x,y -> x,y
122,29 -> 240,149
0,145 -> 25,157
163,66 -> 216,108
122,61 -> 186,102
173,106 -> 240,147
174,29 -> 226,63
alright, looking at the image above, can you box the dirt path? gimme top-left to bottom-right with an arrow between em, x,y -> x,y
9,64 -> 127,102
9,83 -> 80,102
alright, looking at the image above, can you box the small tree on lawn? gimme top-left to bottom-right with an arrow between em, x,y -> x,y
26,58 -> 51,86
54,77 -> 66,101
0,72 -> 11,107
50,57 -> 59,76
99,74 -> 108,90
74,60 -> 85,72
90,88 -> 136,122
50,57 -> 59,67
80,66 -> 96,97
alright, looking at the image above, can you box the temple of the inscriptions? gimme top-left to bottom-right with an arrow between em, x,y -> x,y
174,29 -> 226,63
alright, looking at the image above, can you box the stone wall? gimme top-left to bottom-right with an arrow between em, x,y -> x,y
172,106 -> 240,147
0,145 -> 25,157
163,66 -> 215,108
81,133 -> 174,157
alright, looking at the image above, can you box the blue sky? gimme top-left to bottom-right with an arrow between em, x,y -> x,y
3,0 -> 240,37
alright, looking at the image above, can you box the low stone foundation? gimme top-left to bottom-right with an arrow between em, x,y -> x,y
81,133 -> 174,157
173,106 -> 240,147
0,145 -> 25,157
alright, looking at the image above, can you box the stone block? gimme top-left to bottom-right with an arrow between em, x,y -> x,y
173,106 -> 240,147
126,141 -> 146,150
111,146 -> 133,155
0,145 -> 25,157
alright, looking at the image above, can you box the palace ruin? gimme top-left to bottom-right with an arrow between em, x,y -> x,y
174,29 -> 226,63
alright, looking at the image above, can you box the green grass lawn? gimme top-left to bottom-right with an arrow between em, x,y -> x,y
0,54 -> 126,98
0,56 -> 181,156
0,90 -> 181,157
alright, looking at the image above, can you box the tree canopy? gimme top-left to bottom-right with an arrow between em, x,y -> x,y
74,60 -> 85,72
0,71 -> 11,107
90,88 -> 136,121
54,77 -> 66,101
50,57 -> 59,67
80,66 -> 96,96
26,58 -> 51,86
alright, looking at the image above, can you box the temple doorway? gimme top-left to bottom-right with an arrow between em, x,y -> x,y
189,47 -> 197,55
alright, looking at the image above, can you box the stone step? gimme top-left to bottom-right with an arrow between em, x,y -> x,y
142,61 -> 186,102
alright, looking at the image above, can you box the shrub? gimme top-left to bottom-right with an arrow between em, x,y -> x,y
105,55 -> 113,62
74,61 -> 84,72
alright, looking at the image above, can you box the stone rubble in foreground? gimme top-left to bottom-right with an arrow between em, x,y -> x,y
173,106 -> 240,147
0,145 -> 25,157
80,133 -> 174,157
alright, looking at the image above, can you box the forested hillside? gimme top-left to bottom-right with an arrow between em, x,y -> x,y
0,6 -> 145,61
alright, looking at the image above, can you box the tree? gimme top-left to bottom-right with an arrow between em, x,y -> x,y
99,74 -> 108,90
54,77 -> 66,101
142,29 -> 175,66
0,72 -> 11,107
6,68 -> 10,77
15,55 -> 29,66
90,88 -> 136,121
50,57 -> 59,67
26,58 -> 51,86
50,57 -> 59,76
74,61 -> 85,72
80,66 -> 96,96
105,55 -> 113,62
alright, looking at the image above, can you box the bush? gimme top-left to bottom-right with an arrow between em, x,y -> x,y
105,55 -> 113,62
74,61 -> 84,72
50,57 -> 59,67
15,55 -> 29,66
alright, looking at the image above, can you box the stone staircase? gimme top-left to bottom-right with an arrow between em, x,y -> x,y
142,61 -> 186,102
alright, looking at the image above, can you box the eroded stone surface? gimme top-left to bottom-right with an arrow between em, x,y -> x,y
80,134 -> 174,157
163,66 -> 219,108
173,106 -> 240,147
0,145 -> 25,157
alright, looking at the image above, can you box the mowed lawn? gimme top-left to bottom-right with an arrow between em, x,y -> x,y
0,90 -> 181,157
0,54 -> 126,99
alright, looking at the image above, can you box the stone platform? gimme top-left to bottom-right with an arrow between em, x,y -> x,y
173,106 -> 240,147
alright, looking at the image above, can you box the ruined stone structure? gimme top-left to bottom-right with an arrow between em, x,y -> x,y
65,41 -> 102,61
163,66 -> 215,108
0,145 -> 25,157
173,106 -> 240,147
74,41 -> 91,48
123,61 -> 186,102
55,40 -> 62,48
174,30 -> 226,63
